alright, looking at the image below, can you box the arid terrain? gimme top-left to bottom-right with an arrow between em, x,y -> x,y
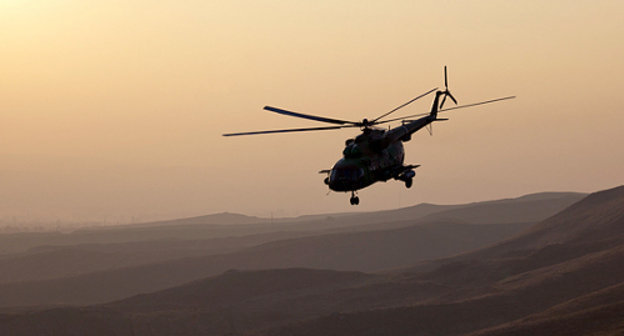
2,188 -> 623,335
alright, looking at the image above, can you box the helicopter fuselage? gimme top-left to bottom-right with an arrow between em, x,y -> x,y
327,135 -> 404,192
325,114 -> 434,193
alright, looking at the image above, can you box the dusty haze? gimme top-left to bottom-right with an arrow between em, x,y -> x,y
2,1 -> 623,222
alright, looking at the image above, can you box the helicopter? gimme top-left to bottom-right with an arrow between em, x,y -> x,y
224,67 -> 514,205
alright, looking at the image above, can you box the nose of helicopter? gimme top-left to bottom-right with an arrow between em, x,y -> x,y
327,160 -> 364,192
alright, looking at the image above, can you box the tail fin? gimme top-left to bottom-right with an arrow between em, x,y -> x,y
430,91 -> 443,119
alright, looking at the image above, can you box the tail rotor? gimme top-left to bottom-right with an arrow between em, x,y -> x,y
439,66 -> 458,109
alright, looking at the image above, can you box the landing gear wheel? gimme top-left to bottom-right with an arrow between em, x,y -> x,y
349,192 -> 360,205
405,178 -> 413,189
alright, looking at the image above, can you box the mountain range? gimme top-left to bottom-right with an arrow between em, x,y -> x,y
2,188 -> 622,335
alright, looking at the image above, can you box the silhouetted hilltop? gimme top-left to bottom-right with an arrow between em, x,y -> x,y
459,185 -> 624,258
422,192 -> 586,225
528,185 -> 624,243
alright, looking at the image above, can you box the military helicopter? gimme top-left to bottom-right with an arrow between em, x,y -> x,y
224,67 -> 514,205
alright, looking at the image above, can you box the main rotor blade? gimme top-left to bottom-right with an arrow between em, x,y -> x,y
376,96 -> 516,124
371,88 -> 438,123
264,106 -> 358,126
223,125 -> 353,137
438,95 -> 514,114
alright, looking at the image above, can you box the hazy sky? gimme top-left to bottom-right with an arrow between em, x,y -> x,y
2,1 -> 623,222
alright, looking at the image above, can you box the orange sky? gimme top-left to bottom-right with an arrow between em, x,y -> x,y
1,1 -> 623,222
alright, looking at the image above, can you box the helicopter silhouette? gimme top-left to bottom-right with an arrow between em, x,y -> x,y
224,67 -> 514,205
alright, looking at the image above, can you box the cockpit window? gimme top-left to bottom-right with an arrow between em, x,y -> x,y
343,144 -> 362,158
331,167 -> 364,180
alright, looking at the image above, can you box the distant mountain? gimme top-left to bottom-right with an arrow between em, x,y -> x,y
118,212 -> 266,227
422,192 -> 586,225
0,191 -> 585,307
0,231 -> 319,285
0,220 -> 530,307
1,188 -> 612,335
0,192 -> 584,255
0,191 -> 583,288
